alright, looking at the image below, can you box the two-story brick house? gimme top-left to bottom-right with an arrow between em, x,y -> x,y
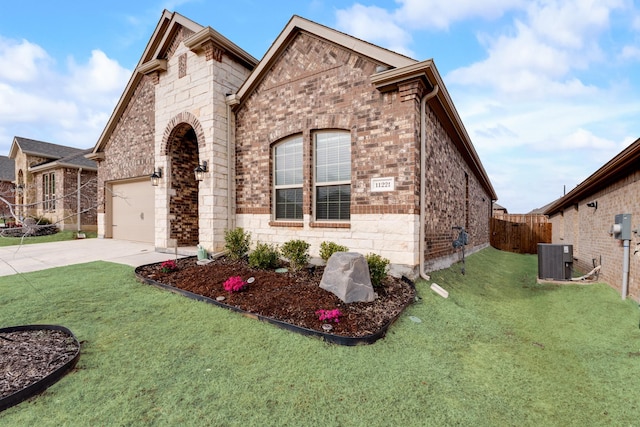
88,10 -> 497,277
9,137 -> 98,231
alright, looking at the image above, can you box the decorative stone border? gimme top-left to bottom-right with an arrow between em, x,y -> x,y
0,325 -> 80,412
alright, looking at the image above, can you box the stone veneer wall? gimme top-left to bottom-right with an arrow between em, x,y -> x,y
153,26 -> 253,251
234,32 -> 492,276
549,170 -> 640,300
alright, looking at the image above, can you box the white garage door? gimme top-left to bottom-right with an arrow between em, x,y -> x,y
111,179 -> 155,244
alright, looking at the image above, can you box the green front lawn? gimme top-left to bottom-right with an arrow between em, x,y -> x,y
0,247 -> 638,426
0,230 -> 97,247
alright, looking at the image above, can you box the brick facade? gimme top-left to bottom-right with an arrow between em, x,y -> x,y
234,31 -> 492,276
548,169 -> 640,300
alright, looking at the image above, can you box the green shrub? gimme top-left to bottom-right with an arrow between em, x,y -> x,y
224,227 -> 251,260
281,239 -> 310,271
319,241 -> 349,262
249,242 -> 280,269
366,253 -> 390,288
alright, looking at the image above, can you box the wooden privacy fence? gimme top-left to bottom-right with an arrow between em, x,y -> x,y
490,214 -> 552,254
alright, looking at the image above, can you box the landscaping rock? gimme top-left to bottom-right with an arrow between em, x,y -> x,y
320,252 -> 375,303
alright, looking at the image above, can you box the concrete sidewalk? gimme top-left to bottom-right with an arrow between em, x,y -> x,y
0,239 -> 189,277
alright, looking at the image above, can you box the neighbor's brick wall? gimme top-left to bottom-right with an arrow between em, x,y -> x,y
549,170 -> 640,300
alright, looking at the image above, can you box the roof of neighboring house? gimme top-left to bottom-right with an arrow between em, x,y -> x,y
90,10 -> 258,156
9,136 -> 84,161
544,137 -> 640,216
493,202 -> 508,213
29,149 -> 97,173
0,156 -> 15,182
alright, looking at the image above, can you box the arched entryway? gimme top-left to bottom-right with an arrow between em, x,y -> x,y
166,124 -> 200,246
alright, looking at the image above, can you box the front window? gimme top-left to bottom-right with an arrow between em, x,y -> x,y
315,132 -> 351,221
43,172 -> 56,212
273,136 -> 303,220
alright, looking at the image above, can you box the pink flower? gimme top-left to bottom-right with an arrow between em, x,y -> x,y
223,276 -> 247,293
160,260 -> 178,273
316,309 -> 342,323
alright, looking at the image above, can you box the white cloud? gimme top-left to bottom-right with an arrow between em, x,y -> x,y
0,37 -> 51,83
335,4 -> 414,57
0,37 -> 130,151
620,44 -> 640,60
394,0 -> 522,30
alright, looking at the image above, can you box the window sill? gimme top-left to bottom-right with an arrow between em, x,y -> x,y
310,222 -> 350,229
269,221 -> 304,228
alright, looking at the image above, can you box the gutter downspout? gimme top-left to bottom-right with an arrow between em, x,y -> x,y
622,239 -> 630,299
77,168 -> 82,232
226,102 -> 234,231
419,84 -> 440,281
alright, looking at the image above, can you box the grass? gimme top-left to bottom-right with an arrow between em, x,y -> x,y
1,247 -> 639,426
0,230 -> 97,247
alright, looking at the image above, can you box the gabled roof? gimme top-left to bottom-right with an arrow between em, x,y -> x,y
9,136 -> 83,161
544,137 -> 640,215
29,149 -> 97,173
227,15 -> 496,200
0,156 -> 14,182
89,10 -> 258,157
228,15 -> 416,107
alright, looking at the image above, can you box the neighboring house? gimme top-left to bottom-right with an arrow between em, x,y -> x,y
0,156 -> 15,222
9,137 -> 98,231
544,137 -> 640,300
492,202 -> 508,216
88,10 -> 497,277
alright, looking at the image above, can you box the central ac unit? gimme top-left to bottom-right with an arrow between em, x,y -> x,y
538,244 -> 573,281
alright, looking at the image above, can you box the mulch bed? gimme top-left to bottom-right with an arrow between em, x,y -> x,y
0,328 -> 79,402
136,256 -> 416,338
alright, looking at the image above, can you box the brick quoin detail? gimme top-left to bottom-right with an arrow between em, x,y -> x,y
203,41 -> 224,62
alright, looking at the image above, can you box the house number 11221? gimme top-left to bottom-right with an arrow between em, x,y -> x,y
370,177 -> 395,192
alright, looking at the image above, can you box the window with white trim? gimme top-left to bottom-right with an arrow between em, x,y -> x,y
43,172 -> 56,212
273,136 -> 303,220
314,131 -> 351,221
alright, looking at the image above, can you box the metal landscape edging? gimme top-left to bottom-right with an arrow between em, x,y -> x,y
135,264 -> 414,346
0,324 -> 80,412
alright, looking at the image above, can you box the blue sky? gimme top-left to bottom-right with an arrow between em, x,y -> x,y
1,0 -> 639,213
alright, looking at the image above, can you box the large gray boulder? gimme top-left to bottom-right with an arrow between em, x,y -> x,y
320,252 -> 376,303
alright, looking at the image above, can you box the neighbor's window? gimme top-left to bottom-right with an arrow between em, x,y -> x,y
43,172 -> 56,212
315,131 -> 351,221
274,136 -> 303,220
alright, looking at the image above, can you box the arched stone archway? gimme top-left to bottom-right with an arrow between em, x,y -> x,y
165,123 -> 200,246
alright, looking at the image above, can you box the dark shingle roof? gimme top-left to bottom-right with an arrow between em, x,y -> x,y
0,156 -> 15,182
13,136 -> 85,160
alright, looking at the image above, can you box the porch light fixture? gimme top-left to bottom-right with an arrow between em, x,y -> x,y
15,184 -> 24,195
194,161 -> 208,181
150,168 -> 162,186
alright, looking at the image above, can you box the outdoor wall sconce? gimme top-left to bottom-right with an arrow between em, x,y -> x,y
194,161 -> 208,182
15,184 -> 24,195
150,168 -> 162,186
586,201 -> 598,209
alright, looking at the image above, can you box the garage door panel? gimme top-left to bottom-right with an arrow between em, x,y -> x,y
111,180 -> 155,243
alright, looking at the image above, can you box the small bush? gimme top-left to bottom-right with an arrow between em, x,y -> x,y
319,241 -> 349,262
224,227 -> 251,260
366,253 -> 390,288
160,260 -> 178,273
281,239 -> 310,271
248,242 -> 280,269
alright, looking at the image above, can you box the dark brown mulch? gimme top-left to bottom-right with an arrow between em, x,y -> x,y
136,256 -> 416,338
0,329 -> 79,400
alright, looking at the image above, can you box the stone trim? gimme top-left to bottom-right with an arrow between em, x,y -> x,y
161,112 -> 206,154
309,222 -> 350,229
269,221 -> 304,228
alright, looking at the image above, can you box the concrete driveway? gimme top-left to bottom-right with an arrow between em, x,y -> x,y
0,239 -> 186,277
